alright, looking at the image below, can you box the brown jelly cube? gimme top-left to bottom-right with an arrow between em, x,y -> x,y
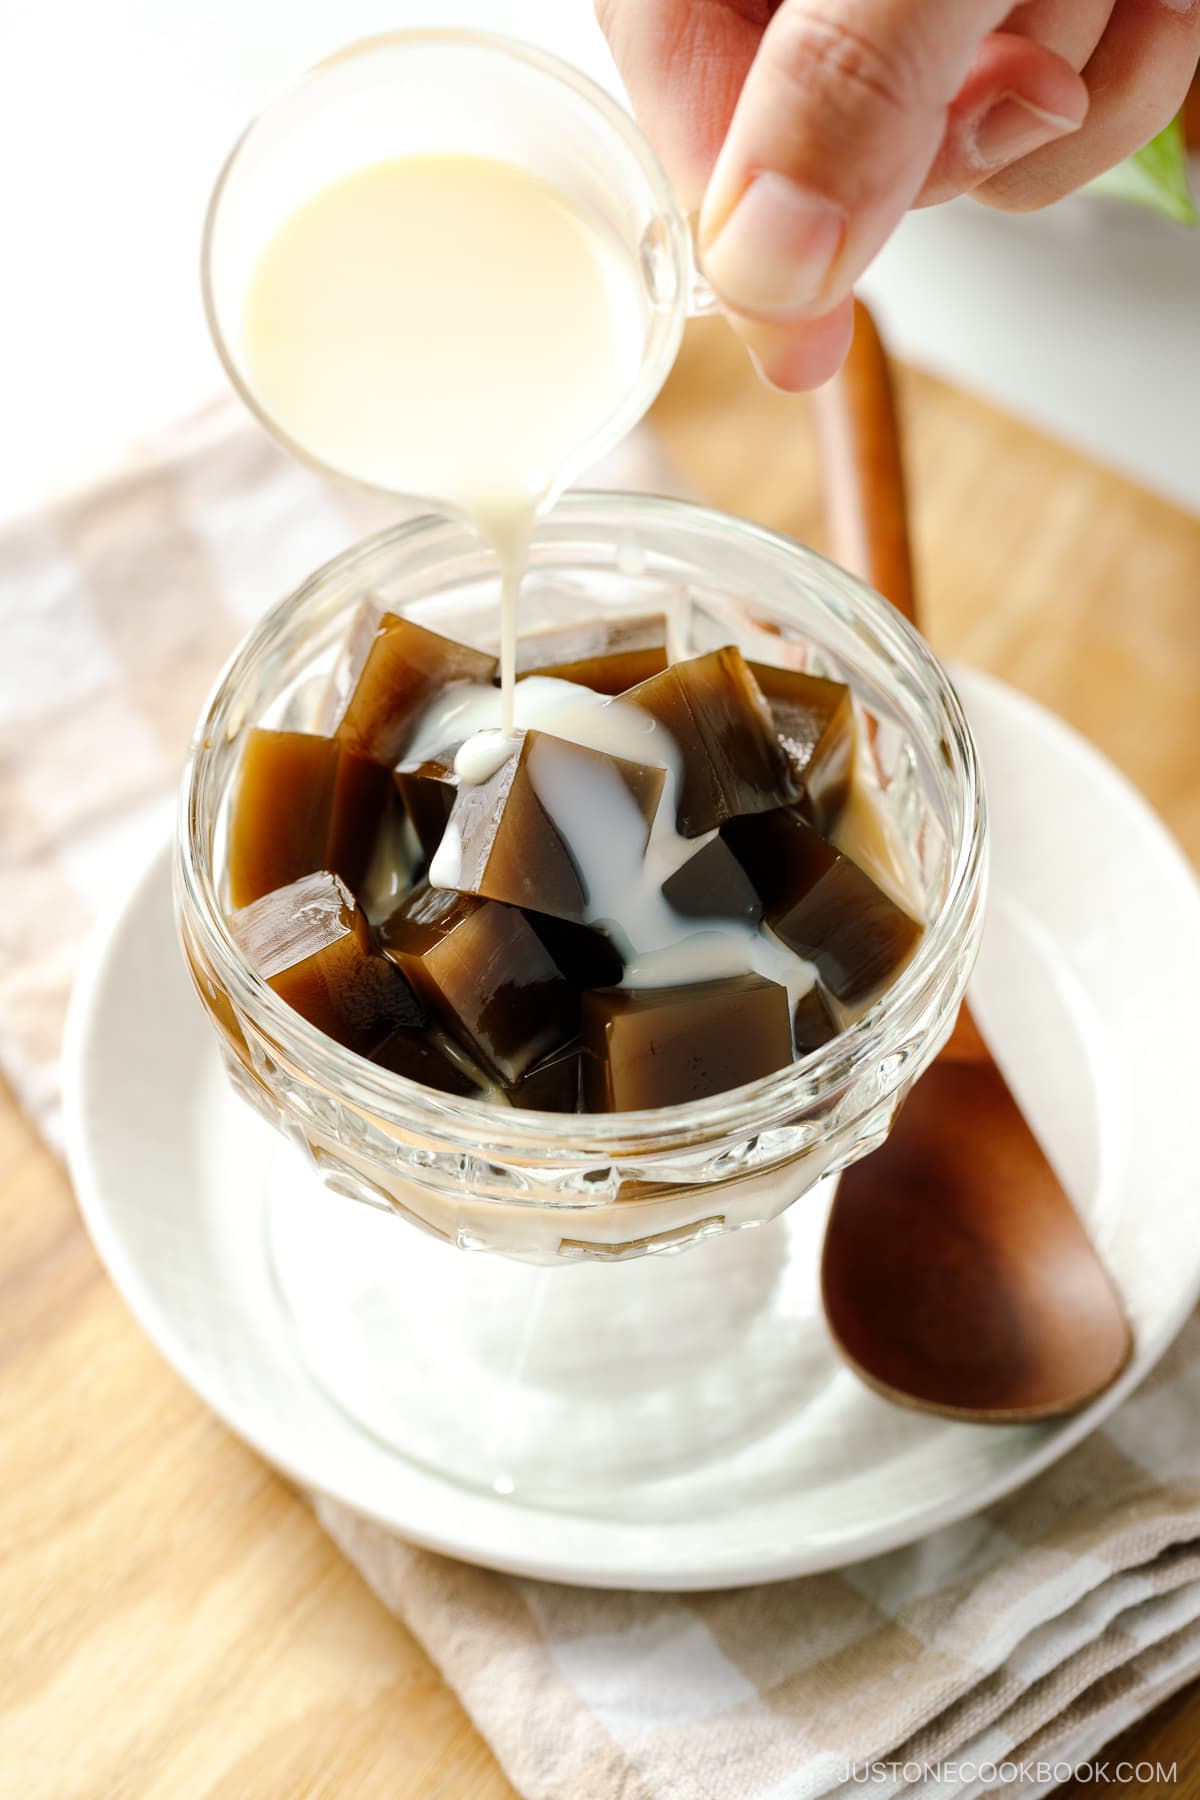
515,614 -> 669,694
626,647 -> 794,837
580,973 -> 793,1110
749,662 -> 856,834
446,730 -> 664,924
393,704 -> 478,861
353,790 -> 425,926
395,761 -> 457,861
232,870 -> 426,1057
370,1024 -> 489,1096
523,913 -> 625,988
379,881 -> 575,1083
723,809 -> 923,1010
227,728 -> 392,909
334,607 -> 497,766
792,982 -> 839,1054
508,1042 -> 584,1112
661,838 -> 763,925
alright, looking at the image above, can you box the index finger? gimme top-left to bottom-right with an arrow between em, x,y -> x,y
596,0 -> 771,206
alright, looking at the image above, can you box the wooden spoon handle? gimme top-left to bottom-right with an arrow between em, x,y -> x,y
811,298 -> 989,1058
810,297 -> 917,627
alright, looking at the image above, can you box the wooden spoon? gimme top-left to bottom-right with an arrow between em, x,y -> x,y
811,301 -> 1132,1421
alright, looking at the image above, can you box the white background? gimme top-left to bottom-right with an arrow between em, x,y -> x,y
1,0 -> 1197,521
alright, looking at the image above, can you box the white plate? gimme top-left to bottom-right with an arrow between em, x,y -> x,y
63,669 -> 1200,1590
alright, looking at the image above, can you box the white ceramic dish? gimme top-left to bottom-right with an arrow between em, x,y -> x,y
63,668 -> 1200,1590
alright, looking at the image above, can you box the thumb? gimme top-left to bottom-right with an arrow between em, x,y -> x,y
698,0 -> 1083,341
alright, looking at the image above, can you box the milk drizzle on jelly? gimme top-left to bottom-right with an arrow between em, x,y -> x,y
414,676 -> 819,1008
242,153 -> 649,736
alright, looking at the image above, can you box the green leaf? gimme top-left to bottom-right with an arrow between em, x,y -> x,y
1088,113 -> 1196,226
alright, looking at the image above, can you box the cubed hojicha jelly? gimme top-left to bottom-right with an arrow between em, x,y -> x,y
232,870 -> 426,1057
515,614 -> 669,694
394,707 -> 480,860
748,662 -> 856,835
220,586 -> 927,1114
369,1021 -> 489,1096
581,973 -> 794,1110
228,727 -> 393,909
661,837 -> 763,925
507,1041 -> 585,1112
442,730 -> 664,924
523,912 -> 625,989
723,809 -> 922,1012
625,647 -> 795,837
792,981 -> 839,1054
394,759 -> 457,861
378,881 -> 576,1083
333,607 -> 497,766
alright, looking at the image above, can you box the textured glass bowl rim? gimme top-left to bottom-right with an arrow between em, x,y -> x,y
176,493 -> 986,1159
199,27 -> 693,508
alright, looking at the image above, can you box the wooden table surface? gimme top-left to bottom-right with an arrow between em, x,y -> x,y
3,320 -> 1199,1798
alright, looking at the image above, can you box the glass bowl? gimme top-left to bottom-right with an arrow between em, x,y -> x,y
175,493 -> 987,1505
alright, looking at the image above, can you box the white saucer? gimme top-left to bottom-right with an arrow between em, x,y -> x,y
63,669 -> 1200,1590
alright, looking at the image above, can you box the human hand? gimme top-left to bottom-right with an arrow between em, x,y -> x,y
597,0 -> 1200,387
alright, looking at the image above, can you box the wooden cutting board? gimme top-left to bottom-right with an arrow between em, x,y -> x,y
2,322 -> 1197,1799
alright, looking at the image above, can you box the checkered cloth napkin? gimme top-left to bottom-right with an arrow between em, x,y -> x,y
5,402 -> 1200,1799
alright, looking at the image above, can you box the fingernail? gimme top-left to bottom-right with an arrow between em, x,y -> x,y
969,92 -> 1081,171
700,173 -> 845,318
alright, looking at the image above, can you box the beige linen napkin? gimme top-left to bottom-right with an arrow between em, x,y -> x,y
4,404 -> 1200,1798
